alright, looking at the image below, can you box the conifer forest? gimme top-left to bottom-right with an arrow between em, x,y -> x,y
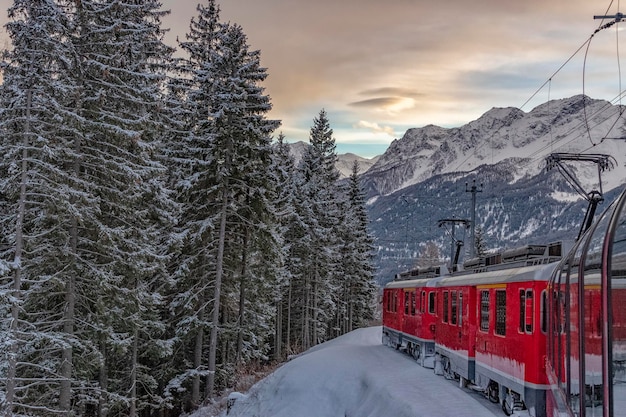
0,1 -> 377,415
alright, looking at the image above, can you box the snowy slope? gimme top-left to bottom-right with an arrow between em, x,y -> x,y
199,327 -> 502,417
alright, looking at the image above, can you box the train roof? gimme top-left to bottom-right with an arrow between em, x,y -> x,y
385,276 -> 438,289
434,261 -> 560,287
384,260 -> 560,289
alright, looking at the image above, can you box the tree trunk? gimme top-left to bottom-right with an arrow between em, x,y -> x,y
206,185 -> 228,398
60,140 -> 80,414
274,298 -> 282,360
5,88 -> 32,417
236,227 -> 249,365
191,317 -> 204,406
129,328 -> 138,417
286,281 -> 292,354
99,339 -> 108,417
312,266 -> 319,346
302,273 -> 310,350
59,273 -> 75,414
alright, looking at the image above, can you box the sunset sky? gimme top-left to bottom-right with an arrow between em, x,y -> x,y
1,1 -> 625,157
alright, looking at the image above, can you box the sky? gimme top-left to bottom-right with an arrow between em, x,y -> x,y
1,1 -> 625,158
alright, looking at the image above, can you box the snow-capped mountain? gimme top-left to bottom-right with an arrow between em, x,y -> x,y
362,95 -> 626,199
364,95 -> 626,284
286,141 -> 380,178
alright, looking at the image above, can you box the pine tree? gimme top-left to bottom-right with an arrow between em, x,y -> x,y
0,1 -> 80,414
339,161 -> 377,332
68,2 -> 175,414
270,133 -> 299,359
294,110 -> 342,348
0,1 -> 176,415
168,0 -> 279,406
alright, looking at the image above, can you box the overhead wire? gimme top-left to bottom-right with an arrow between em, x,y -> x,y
450,4 -> 625,175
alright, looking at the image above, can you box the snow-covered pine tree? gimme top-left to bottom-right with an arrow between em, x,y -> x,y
67,2 -> 176,414
294,110 -> 343,349
0,1 -> 82,414
269,133 -> 299,359
340,160 -> 377,332
0,0 -> 175,415
168,0 -> 280,406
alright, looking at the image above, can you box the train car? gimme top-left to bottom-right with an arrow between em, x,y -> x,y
432,275 -> 477,384
471,261 -> 557,416
433,254 -> 559,416
382,267 -> 440,367
546,186 -> 626,417
384,243 -> 563,417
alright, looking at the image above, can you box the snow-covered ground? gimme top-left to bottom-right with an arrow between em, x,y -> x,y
196,326 -> 504,417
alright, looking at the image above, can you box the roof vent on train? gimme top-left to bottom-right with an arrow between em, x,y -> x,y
462,241 -> 565,272
395,265 -> 442,281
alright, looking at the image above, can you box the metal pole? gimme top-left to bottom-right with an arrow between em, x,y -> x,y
465,180 -> 482,258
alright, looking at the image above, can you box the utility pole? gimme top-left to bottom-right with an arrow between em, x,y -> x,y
465,179 -> 483,259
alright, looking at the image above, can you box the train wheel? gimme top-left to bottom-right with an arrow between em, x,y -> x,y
486,381 -> 499,403
412,346 -> 421,361
502,389 -> 524,415
502,397 -> 513,416
442,357 -> 454,380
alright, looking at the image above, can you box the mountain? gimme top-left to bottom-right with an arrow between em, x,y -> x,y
363,95 -> 626,284
286,140 -> 380,177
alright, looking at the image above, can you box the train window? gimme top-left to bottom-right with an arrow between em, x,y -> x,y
443,291 -> 449,323
451,291 -> 457,325
569,248 -> 582,412
541,290 -> 547,333
393,291 -> 398,313
428,292 -> 436,315
458,292 -> 463,326
525,290 -> 533,333
480,290 -> 490,332
495,290 -> 506,336
410,291 -> 416,316
404,291 -> 410,315
519,289 -> 526,333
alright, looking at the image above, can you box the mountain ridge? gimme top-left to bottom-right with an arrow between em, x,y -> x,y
361,95 -> 626,284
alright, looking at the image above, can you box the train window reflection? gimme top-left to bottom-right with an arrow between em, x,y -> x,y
611,209 -> 626,417
583,210 -> 610,415
480,290 -> 490,332
541,290 -> 547,334
495,290 -> 506,336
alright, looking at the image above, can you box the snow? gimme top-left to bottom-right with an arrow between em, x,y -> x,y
202,326 -> 503,417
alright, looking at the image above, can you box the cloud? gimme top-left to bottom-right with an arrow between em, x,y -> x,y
354,120 -> 397,136
349,96 -> 417,115
359,87 -> 423,98
349,97 -> 401,108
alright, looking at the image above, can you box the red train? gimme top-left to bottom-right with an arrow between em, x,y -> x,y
383,186 -> 626,417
